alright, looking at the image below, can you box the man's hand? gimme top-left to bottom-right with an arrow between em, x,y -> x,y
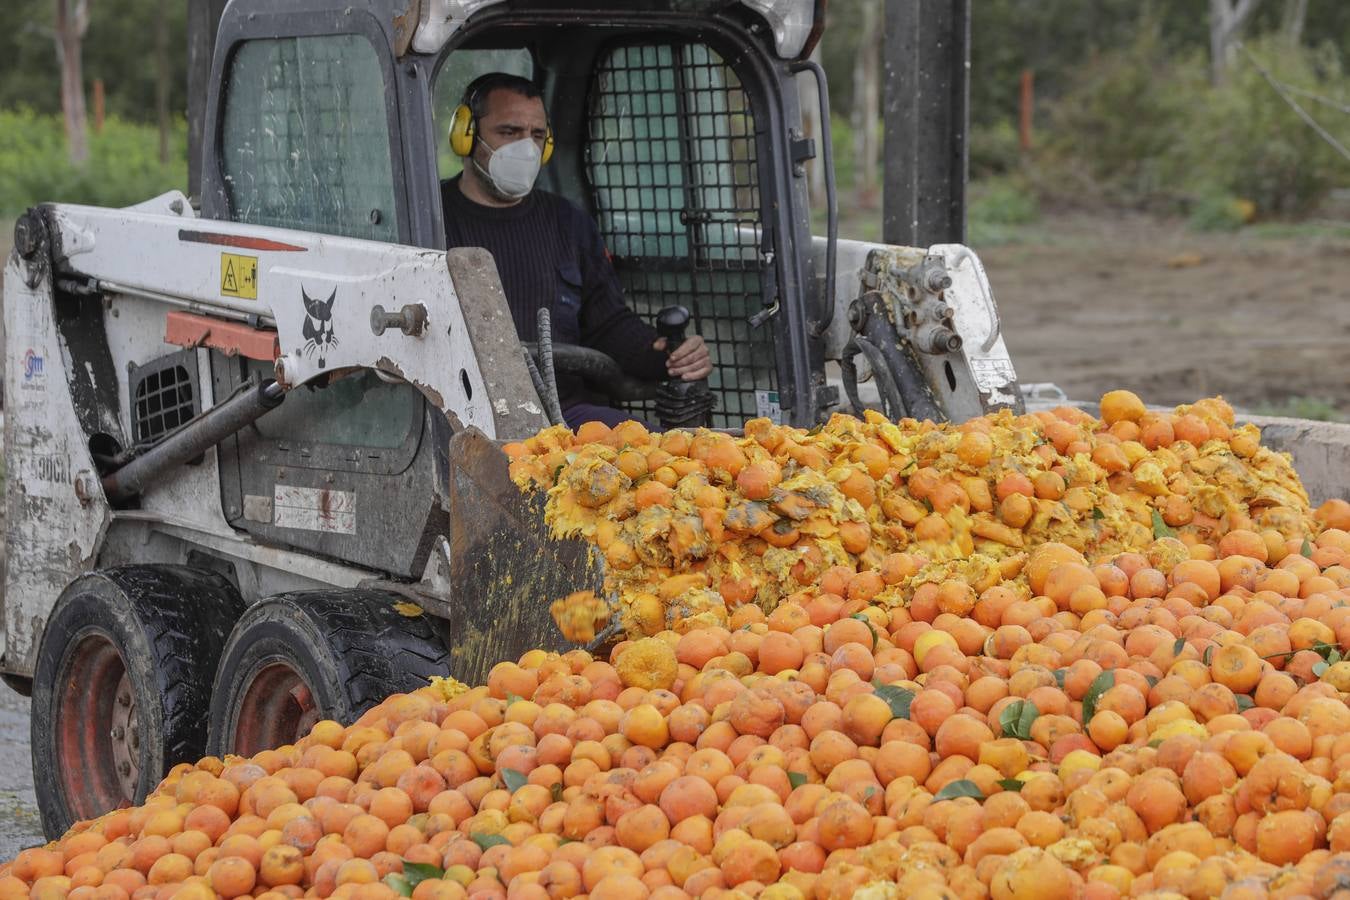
653,335 -> 713,381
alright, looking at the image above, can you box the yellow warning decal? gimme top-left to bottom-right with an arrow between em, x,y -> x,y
220,252 -> 258,299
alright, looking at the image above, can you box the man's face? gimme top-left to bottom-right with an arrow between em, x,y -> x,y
475,88 -> 549,159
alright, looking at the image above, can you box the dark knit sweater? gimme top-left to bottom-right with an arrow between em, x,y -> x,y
441,177 -> 667,408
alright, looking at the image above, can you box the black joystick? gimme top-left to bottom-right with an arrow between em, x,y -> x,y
653,305 -> 715,430
656,305 -> 691,347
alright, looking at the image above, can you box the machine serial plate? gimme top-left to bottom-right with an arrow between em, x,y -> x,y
273,485 -> 356,534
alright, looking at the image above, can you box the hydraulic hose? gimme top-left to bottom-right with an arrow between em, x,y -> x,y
839,345 -> 866,416
857,293 -> 944,422
534,308 -> 566,426
851,337 -> 909,421
102,379 -> 285,502
523,351 -> 564,426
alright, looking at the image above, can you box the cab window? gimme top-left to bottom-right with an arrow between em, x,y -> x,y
246,361 -> 420,452
221,35 -> 398,242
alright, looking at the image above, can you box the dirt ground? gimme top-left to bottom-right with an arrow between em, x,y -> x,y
982,212 -> 1350,418
0,685 -> 41,859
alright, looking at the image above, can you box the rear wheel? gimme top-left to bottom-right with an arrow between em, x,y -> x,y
206,590 -> 451,757
30,566 -> 242,837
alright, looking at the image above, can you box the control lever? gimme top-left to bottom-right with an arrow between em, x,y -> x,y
652,305 -> 715,429
656,305 -> 692,346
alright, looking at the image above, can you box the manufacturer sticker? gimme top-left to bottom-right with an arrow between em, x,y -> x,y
21,349 -> 43,380
220,252 -> 258,299
20,348 -> 46,395
755,390 -> 783,425
969,357 -> 1017,392
273,485 -> 355,534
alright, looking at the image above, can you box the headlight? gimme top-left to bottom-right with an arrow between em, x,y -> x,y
739,0 -> 819,59
412,0 -> 509,54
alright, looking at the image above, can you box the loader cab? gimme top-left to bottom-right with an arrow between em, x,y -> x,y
431,31 -> 793,428
201,0 -> 828,431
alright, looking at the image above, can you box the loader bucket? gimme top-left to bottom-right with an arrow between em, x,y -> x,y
439,428 -> 605,685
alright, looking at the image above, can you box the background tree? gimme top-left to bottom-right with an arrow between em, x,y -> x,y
156,0 -> 169,163
850,0 -> 881,204
1282,0 -> 1308,44
1210,0 -> 1263,84
53,0 -> 90,164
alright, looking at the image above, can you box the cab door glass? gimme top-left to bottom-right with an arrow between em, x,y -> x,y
221,35 -> 398,242
246,361 -> 420,452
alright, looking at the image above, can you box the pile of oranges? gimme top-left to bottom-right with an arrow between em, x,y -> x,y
5,393 -> 1350,900
507,392 -> 1318,640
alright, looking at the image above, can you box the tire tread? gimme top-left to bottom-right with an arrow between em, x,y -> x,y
31,565 -> 242,838
208,589 -> 451,756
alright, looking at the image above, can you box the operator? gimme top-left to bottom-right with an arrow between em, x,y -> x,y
441,72 -> 712,429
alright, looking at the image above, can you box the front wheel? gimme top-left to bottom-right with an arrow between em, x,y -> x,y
30,566 -> 242,837
206,591 -> 451,758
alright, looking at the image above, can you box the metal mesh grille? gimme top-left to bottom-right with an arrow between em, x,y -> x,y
134,366 -> 195,443
585,42 -> 777,428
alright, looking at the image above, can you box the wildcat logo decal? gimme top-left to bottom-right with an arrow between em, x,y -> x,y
301,287 -> 338,368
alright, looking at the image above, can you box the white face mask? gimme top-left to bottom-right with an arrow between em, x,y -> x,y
473,137 -> 542,200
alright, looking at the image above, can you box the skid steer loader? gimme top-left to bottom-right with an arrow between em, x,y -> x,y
3,0 -> 1023,835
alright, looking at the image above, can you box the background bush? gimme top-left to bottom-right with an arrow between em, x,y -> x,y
1037,28 -> 1350,218
1179,38 -> 1349,216
0,110 -> 186,217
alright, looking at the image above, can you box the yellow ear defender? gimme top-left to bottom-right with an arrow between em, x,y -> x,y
449,78 -> 554,164
448,102 -> 478,158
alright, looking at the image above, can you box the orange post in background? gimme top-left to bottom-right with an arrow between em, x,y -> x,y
1019,69 -> 1034,152
93,79 -> 105,134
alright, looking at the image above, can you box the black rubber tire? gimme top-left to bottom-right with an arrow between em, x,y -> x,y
30,566 -> 243,838
206,590 -> 452,757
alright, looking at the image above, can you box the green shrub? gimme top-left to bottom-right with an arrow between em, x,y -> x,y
967,175 -> 1040,246
969,176 -> 1039,227
970,120 -> 1023,178
1040,21 -> 1202,207
1186,191 -> 1252,232
0,109 -> 186,217
1179,37 -> 1350,217
1040,24 -> 1350,217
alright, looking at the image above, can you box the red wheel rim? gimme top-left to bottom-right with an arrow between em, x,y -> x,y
232,662 -> 321,756
55,633 -> 137,819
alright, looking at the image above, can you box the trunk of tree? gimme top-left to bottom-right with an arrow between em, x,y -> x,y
851,0 -> 882,204
156,0 -> 170,164
1282,0 -> 1308,45
54,0 -> 91,165
798,46 -> 824,210
1210,0 -> 1262,85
